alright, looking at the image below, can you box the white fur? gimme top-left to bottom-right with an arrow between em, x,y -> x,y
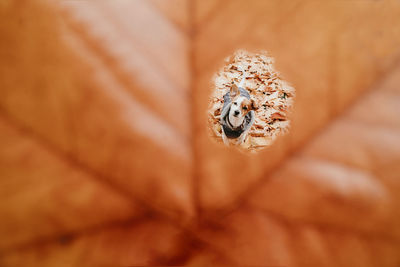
222,65 -> 252,146
228,96 -> 247,128
221,122 -> 251,146
221,128 -> 229,146
228,65 -> 248,128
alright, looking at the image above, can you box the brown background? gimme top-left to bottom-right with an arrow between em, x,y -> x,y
1,0 -> 400,266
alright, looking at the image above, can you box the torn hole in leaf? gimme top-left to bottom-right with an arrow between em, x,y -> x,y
207,50 -> 295,152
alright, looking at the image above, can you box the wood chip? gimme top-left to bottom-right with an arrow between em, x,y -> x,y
270,112 -> 287,121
